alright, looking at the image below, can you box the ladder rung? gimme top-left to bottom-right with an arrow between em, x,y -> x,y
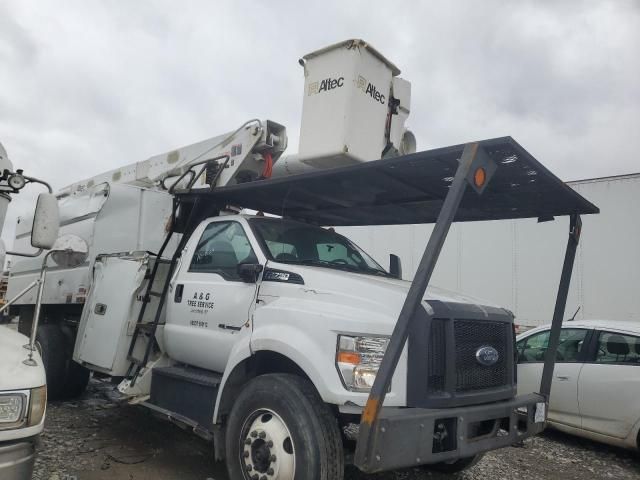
127,356 -> 145,366
133,322 -> 166,332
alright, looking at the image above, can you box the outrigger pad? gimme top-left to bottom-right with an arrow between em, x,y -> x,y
177,137 -> 599,226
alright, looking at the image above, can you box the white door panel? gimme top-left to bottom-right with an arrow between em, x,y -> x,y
518,363 -> 583,427
578,364 -> 640,439
164,220 -> 259,373
517,328 -> 590,428
579,331 -> 640,439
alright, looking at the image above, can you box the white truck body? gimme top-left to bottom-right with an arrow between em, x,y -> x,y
7,183 -> 175,308
70,214 -> 506,415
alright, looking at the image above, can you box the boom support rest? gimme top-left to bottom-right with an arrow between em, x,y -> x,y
539,214 -> 582,398
354,142 -> 496,468
353,145 -> 584,471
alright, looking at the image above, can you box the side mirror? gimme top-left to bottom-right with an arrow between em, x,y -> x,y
50,234 -> 89,268
31,193 -> 59,249
237,263 -> 263,283
389,254 -> 402,279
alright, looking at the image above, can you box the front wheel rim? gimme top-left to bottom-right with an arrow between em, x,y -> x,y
240,408 -> 295,480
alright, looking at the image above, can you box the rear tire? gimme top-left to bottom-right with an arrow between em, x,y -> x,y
35,324 -> 68,400
35,323 -> 90,400
225,373 -> 344,480
64,356 -> 90,398
427,453 -> 484,473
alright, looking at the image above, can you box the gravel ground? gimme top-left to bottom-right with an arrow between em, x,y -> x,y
35,379 -> 640,480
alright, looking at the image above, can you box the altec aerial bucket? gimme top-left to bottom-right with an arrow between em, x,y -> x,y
277,39 -> 413,176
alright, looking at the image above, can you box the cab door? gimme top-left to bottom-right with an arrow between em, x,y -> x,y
164,220 -> 261,373
517,328 -> 590,428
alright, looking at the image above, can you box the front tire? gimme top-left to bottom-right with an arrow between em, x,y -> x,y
225,373 -> 344,480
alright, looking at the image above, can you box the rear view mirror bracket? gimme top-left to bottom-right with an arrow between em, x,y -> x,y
238,263 -> 264,283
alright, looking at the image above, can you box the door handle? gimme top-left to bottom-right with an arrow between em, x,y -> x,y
555,375 -> 570,381
174,284 -> 184,303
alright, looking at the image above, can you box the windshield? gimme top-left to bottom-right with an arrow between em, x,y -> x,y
249,218 -> 390,277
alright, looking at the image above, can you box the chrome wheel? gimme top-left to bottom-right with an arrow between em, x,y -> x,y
241,408 -> 295,480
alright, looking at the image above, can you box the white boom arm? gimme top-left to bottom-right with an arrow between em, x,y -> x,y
61,119 -> 287,196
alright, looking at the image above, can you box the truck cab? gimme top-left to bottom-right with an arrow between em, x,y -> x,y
163,214 -> 515,410
0,326 -> 46,479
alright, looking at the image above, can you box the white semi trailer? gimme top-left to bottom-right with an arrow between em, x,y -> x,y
339,173 -> 640,328
6,40 -> 599,479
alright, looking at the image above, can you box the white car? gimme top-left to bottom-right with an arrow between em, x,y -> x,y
516,320 -> 640,450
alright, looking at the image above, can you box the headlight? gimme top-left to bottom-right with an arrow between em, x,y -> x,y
0,393 -> 26,426
28,386 -> 46,427
336,335 -> 389,392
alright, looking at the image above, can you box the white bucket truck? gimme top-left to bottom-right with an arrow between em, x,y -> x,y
0,142 -> 63,479
6,40 -> 598,479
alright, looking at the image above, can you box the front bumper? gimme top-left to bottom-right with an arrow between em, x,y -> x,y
355,393 -> 546,473
0,439 -> 36,480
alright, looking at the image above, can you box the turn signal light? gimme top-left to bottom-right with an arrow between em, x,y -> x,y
337,351 -> 361,365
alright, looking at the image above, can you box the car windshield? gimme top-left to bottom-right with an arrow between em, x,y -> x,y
250,218 -> 390,277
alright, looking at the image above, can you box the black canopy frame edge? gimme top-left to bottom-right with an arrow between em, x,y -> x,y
174,136 -> 598,227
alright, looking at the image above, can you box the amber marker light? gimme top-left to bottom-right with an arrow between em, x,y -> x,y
337,351 -> 361,365
474,167 -> 486,188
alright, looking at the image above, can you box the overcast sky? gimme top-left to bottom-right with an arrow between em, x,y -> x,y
1,0 -> 638,245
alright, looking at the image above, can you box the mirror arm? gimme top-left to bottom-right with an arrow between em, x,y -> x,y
0,278 -> 40,315
6,248 -> 44,258
22,175 -> 53,194
23,250 -> 54,367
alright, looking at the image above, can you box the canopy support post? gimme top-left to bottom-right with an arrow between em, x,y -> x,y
539,213 -> 582,399
354,143 -> 496,470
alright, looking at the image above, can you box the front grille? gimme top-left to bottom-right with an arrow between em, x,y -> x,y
454,320 -> 509,392
427,319 -> 447,394
407,307 -> 515,409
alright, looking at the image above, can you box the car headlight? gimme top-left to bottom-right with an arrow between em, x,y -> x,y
0,393 -> 26,427
0,386 -> 46,430
336,335 -> 389,392
28,386 -> 46,427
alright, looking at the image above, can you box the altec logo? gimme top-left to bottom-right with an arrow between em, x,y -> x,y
308,77 -> 344,95
357,75 -> 385,105
307,75 -> 386,105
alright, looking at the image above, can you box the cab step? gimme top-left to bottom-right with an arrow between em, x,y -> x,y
148,365 -> 222,429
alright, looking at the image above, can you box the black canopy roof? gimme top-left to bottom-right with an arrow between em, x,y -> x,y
177,137 -> 598,226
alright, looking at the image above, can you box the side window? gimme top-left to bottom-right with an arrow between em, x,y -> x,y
266,240 -> 298,262
595,332 -> 640,365
189,222 -> 257,280
316,242 -> 365,267
556,329 -> 588,362
318,243 -> 349,264
518,331 -> 550,363
518,329 -> 588,363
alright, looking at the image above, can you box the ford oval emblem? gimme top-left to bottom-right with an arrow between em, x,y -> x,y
475,346 -> 499,366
